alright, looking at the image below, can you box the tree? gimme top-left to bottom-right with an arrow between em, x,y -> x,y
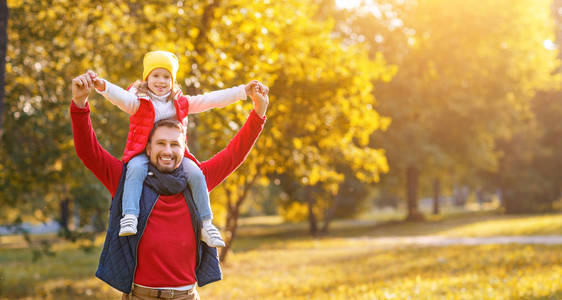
0,0 -> 242,231
330,0 -> 559,219
2,0 -> 392,263
487,0 -> 562,213
0,0 -> 7,140
194,0 -> 393,261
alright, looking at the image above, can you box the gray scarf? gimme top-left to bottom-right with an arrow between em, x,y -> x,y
144,163 -> 187,196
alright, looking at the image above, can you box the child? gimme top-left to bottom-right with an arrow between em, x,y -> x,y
89,50 -> 263,248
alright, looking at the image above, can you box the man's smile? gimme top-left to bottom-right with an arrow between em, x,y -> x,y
158,154 -> 176,166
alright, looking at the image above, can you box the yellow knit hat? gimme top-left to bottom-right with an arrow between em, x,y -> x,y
142,51 -> 179,82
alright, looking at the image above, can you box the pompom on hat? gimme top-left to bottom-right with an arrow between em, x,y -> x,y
142,50 -> 179,82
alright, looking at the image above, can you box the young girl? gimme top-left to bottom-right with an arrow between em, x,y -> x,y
89,50 -> 262,248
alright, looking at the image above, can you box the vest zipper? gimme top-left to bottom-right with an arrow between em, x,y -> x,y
129,196 -> 159,294
194,217 -> 201,283
184,190 -> 202,283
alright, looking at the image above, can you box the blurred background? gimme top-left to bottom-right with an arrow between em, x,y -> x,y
0,0 -> 561,299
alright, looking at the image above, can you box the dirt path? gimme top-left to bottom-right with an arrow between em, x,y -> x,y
352,235 -> 562,246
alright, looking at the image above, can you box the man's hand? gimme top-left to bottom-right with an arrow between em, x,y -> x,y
245,80 -> 269,100
71,72 -> 95,108
245,80 -> 258,97
85,70 -> 106,91
251,84 -> 269,118
246,81 -> 269,117
82,70 -> 107,91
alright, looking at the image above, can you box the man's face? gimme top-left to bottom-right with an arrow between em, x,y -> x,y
146,126 -> 185,173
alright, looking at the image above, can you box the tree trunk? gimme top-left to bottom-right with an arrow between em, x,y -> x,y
0,1 -> 8,140
307,189 -> 318,236
59,198 -> 70,232
219,172 -> 259,263
320,198 -> 335,234
73,199 -> 80,230
406,165 -> 424,221
433,177 -> 440,215
92,209 -> 106,233
476,189 -> 484,210
320,192 -> 342,234
219,200 -> 239,262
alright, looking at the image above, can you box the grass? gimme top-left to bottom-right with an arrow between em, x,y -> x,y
232,212 -> 562,251
0,211 -> 560,299
206,244 -> 561,300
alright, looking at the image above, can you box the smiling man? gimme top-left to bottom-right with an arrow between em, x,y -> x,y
70,72 -> 268,299
146,119 -> 186,173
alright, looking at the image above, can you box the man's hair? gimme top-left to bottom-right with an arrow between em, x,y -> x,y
147,118 -> 186,144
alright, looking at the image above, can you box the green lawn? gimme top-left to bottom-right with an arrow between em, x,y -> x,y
0,212 -> 560,299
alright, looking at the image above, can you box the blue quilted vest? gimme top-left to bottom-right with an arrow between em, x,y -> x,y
95,163 -> 222,294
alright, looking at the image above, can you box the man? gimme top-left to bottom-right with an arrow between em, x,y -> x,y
70,72 -> 268,299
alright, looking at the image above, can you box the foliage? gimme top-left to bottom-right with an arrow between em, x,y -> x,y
2,0 -> 560,267
189,0 -> 393,252
487,0 -> 562,212
1,0 -> 140,225
529,90 -> 562,210
0,1 -> 7,136
489,90 -> 562,213
330,0 -> 560,217
1,0 -> 391,261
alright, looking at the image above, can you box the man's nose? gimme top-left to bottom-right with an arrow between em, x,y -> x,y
162,144 -> 173,153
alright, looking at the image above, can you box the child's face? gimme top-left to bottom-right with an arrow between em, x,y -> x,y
147,68 -> 172,96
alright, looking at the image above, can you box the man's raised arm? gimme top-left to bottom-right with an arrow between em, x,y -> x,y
71,72 -> 123,196
200,87 -> 269,191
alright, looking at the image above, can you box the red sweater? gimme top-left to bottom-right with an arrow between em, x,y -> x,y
70,101 -> 265,287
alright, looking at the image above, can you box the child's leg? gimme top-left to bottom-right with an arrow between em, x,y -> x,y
120,154 -> 148,236
183,158 -> 213,221
122,154 -> 149,216
182,158 -> 225,247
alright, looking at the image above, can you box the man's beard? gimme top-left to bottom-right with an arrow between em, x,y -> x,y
155,164 -> 176,173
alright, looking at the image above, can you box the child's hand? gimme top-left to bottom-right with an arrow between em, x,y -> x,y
85,70 -> 106,91
245,80 -> 269,100
86,70 -> 97,81
245,80 -> 259,98
251,86 -> 269,118
257,82 -> 269,96
93,78 -> 105,91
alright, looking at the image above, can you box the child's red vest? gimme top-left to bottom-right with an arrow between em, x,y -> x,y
121,91 -> 200,167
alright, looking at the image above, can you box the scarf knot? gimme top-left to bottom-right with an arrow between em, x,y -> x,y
144,163 -> 187,195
